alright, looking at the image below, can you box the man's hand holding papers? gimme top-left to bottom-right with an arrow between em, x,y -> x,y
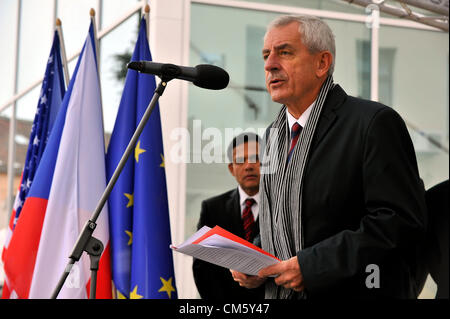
171,226 -> 280,277
230,269 -> 267,289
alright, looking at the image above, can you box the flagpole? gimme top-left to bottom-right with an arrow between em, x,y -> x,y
6,0 -> 22,222
55,18 -> 70,88
90,8 -> 106,150
144,4 -> 150,42
90,8 -> 101,72
51,77 -> 171,299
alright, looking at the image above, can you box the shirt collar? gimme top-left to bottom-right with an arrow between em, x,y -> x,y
286,100 -> 315,131
238,185 -> 259,206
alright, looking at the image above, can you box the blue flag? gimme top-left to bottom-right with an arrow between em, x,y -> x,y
12,30 -> 66,226
106,17 -> 177,299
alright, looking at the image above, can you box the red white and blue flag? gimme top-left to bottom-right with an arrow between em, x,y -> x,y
1,30 -> 65,298
3,22 -> 112,299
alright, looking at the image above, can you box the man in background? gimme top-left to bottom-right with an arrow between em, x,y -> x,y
193,132 -> 264,300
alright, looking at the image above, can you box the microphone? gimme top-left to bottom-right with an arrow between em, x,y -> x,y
127,61 -> 230,90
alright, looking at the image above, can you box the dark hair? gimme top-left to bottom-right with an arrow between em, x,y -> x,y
227,132 -> 261,162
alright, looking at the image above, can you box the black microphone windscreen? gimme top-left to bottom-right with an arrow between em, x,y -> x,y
194,64 -> 230,90
127,61 -> 143,71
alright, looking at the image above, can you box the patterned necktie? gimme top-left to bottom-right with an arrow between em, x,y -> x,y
242,198 -> 256,242
287,122 -> 302,162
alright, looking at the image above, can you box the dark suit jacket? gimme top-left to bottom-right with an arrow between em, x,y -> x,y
192,188 -> 265,300
268,85 -> 427,299
425,180 -> 449,299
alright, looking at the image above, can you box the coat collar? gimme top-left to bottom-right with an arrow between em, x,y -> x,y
311,84 -> 347,149
228,188 -> 243,222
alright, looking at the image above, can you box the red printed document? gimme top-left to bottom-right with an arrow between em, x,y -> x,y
171,226 -> 280,276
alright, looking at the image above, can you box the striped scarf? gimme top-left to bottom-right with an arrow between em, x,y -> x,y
259,76 -> 334,299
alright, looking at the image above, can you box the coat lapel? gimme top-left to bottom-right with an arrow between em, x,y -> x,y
311,84 -> 347,150
227,188 -> 245,237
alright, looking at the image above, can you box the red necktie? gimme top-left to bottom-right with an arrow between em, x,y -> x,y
287,122 -> 302,162
242,198 -> 256,242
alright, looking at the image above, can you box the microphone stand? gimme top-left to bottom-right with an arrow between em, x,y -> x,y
51,76 -> 171,299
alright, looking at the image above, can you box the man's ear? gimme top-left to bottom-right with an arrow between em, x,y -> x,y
228,163 -> 235,177
316,51 -> 332,78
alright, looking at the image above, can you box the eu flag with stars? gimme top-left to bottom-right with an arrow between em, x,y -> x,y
106,17 -> 177,299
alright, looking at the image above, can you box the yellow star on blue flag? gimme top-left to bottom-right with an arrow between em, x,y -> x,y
125,230 -> 133,246
124,192 -> 134,208
159,154 -> 165,168
158,277 -> 176,299
134,140 -> 146,163
130,285 -> 143,299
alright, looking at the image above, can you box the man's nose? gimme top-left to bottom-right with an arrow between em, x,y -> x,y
243,160 -> 257,170
264,52 -> 279,72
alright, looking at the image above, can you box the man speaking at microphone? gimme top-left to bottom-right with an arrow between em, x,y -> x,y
231,14 -> 427,299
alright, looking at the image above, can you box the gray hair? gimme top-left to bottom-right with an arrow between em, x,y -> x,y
266,15 -> 336,75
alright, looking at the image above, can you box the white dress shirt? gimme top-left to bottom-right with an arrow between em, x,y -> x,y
238,185 -> 259,221
286,100 -> 315,132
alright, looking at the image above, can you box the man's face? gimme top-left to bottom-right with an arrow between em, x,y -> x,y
228,141 -> 260,196
263,22 -> 320,108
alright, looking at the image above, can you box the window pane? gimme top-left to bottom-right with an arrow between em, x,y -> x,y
57,0 -> 100,59
237,0 -> 366,15
101,0 -> 140,29
327,19 -> 371,97
17,0 -> 54,99
187,4 -> 279,238
0,1 -> 19,108
99,12 -> 140,133
379,26 -> 449,189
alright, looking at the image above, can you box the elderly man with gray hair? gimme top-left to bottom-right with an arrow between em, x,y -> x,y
231,14 -> 427,299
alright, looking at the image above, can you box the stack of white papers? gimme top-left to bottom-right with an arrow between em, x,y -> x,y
171,226 -> 280,276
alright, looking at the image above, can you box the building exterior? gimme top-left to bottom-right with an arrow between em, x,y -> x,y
0,0 -> 448,298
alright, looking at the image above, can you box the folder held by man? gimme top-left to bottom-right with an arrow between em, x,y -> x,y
171,226 -> 279,276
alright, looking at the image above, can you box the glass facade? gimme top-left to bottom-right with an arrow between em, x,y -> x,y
0,0 -> 139,126
99,12 -> 140,132
238,0 -> 366,14
378,25 -> 449,189
0,1 -> 19,117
